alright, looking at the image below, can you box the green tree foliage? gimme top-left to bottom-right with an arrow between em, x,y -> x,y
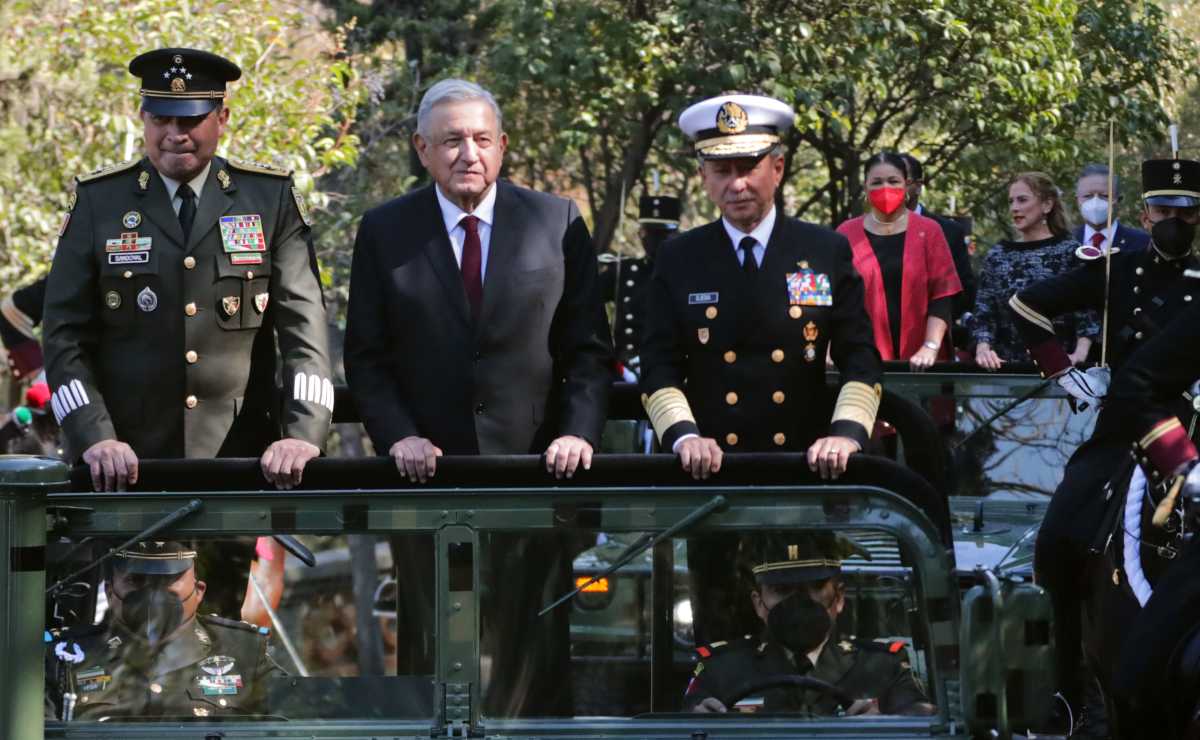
0,0 -> 366,289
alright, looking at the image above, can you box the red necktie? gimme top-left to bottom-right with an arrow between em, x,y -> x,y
1091,231 -> 1105,251
460,215 -> 483,318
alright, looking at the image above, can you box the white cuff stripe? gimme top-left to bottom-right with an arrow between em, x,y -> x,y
51,379 -> 91,424
293,373 -> 334,413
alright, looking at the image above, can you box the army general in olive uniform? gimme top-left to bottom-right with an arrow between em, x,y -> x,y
43,48 -> 332,491
684,534 -> 932,716
46,542 -> 283,722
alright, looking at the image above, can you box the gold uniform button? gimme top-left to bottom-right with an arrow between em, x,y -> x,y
185,395 -> 198,409
184,302 -> 197,316
245,270 -> 255,280
1135,331 -> 1144,340
705,306 -> 718,319
725,433 -> 739,446
150,683 -> 163,694
771,349 -> 785,363
123,270 -> 133,279
773,433 -> 787,446
725,392 -> 738,405
183,256 -> 196,269
1135,267 -> 1145,276
788,306 -> 802,319
218,698 -> 228,707
185,350 -> 198,364
772,391 -> 785,404
723,351 -> 737,364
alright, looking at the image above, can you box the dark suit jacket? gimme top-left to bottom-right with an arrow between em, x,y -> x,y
344,181 -> 612,455
1072,221 -> 1152,255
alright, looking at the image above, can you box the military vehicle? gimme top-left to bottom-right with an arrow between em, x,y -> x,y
0,367 -> 1088,738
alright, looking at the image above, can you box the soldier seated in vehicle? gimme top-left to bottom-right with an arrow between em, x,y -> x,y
684,533 -> 933,716
45,541 -> 283,721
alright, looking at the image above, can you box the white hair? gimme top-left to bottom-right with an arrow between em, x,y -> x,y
416,79 -> 503,137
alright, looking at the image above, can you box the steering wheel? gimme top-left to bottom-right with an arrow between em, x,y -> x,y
722,673 -> 857,711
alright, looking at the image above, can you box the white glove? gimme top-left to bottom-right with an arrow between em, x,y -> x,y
1056,366 -> 1109,410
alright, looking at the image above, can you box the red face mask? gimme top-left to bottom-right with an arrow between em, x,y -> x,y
868,187 -> 907,216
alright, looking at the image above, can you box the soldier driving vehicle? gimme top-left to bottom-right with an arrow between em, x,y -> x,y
1007,147 -> 1200,730
42,47 -> 333,494
45,541 -> 282,722
683,533 -> 933,716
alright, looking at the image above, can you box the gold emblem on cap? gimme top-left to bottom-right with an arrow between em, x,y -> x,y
716,101 -> 749,135
217,170 -> 232,190
138,171 -> 150,191
170,77 -> 186,93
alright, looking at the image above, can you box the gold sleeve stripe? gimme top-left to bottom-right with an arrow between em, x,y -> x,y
752,559 -> 841,575
1,296 -> 36,339
1009,294 -> 1055,335
642,387 -> 696,441
832,381 -> 881,431
1140,417 -> 1183,449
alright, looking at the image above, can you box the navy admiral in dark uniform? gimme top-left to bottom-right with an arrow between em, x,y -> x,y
640,94 -> 882,480
598,194 -> 681,377
43,48 -> 333,492
1006,155 -> 1200,720
46,541 -> 283,722
684,533 -> 932,716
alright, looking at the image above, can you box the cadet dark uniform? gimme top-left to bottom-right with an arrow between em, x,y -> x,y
598,195 -> 681,370
1,276 -> 48,379
42,48 -> 332,462
683,534 -> 929,715
1007,157 -> 1200,715
45,541 -> 283,722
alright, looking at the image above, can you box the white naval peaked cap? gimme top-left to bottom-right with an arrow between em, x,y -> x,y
678,94 -> 795,159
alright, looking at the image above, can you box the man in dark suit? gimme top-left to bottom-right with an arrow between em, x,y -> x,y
1072,163 -> 1151,258
343,78 -> 612,716
344,79 -> 611,480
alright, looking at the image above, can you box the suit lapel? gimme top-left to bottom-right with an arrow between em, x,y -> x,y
477,182 -> 516,336
417,185 -> 472,325
187,160 -> 233,253
137,159 -> 186,249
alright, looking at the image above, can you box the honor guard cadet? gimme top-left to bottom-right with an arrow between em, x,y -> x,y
43,48 -> 333,491
0,276 -> 48,379
1006,150 -> 1200,724
639,94 -> 883,480
45,541 -> 282,721
597,194 -> 681,377
683,534 -> 932,716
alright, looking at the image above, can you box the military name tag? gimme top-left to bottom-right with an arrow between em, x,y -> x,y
793,269 -> 832,306
197,674 -> 242,696
219,214 -> 267,253
688,292 -> 719,305
229,253 -> 263,265
105,233 -> 152,253
79,675 -> 112,693
109,252 -> 149,265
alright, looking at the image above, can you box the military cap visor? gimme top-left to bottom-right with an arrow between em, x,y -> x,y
679,94 -> 795,160
750,532 -> 870,585
112,541 -> 197,576
130,48 -> 241,117
639,195 -> 682,228
1142,158 -> 1200,208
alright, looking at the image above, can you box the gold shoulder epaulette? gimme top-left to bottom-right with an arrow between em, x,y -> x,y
226,158 -> 292,177
76,159 -> 140,184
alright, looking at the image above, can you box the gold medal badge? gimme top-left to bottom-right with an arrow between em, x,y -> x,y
222,296 -> 241,318
697,327 -> 710,344
715,101 -> 749,134
254,292 -> 269,313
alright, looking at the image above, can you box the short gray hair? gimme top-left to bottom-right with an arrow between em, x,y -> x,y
1077,163 -> 1120,195
416,79 -> 503,137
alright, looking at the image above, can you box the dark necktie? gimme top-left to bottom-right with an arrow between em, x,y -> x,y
740,236 -> 759,278
461,215 -> 483,318
178,183 -> 196,241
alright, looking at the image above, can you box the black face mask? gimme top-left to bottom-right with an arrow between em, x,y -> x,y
1152,217 -> 1197,259
115,585 -> 191,645
766,591 -> 832,656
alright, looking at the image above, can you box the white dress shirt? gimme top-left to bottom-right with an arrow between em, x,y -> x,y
722,206 -> 776,268
1083,220 -> 1120,252
159,161 -> 211,217
435,183 -> 498,281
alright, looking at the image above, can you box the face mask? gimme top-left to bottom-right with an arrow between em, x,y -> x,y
766,591 -> 833,656
115,585 -> 191,645
868,187 -> 906,216
1080,196 -> 1110,227
1152,217 -> 1197,259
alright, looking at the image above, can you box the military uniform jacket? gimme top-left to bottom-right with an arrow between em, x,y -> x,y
597,254 -> 652,366
43,157 -> 333,461
683,636 -> 926,715
640,217 -> 883,452
46,614 -> 282,721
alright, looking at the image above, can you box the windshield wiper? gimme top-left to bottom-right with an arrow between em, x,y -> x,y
538,494 -> 728,616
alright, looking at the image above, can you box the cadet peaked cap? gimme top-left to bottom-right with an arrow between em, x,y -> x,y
639,195 -> 681,228
129,48 -> 241,117
678,94 -> 794,160
113,541 -> 197,576
750,532 -> 870,586
1142,158 -> 1200,208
